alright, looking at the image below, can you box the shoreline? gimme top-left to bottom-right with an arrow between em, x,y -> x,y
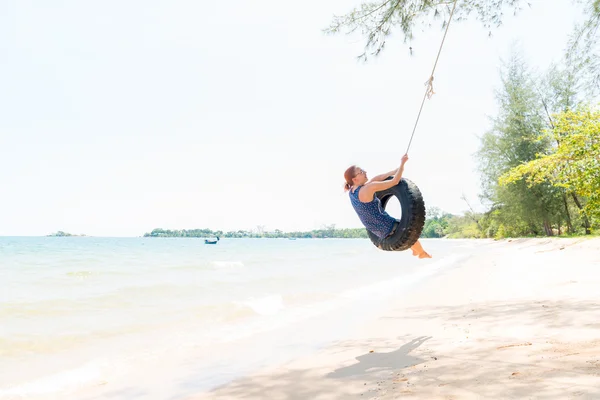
188,237 -> 600,399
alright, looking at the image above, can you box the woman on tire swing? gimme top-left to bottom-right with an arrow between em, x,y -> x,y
344,154 -> 432,259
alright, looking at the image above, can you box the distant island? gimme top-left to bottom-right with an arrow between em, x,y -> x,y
143,227 -> 367,239
47,231 -> 86,237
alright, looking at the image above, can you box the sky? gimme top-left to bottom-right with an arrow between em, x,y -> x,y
0,0 -> 588,236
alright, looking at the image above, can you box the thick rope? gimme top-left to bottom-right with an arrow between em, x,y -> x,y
405,0 -> 459,154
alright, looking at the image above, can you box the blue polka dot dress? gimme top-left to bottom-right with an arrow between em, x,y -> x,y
349,186 -> 396,239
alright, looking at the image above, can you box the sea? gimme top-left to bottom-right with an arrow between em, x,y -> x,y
0,236 -> 477,400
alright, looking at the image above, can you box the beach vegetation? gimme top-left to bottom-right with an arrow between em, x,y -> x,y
499,107 -> 600,226
144,227 -> 370,239
476,51 -> 568,237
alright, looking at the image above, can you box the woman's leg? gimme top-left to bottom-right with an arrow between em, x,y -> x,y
411,240 -> 432,259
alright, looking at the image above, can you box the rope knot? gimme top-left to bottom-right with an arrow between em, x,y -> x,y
425,75 -> 435,99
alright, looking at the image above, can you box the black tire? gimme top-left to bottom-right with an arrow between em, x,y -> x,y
366,178 -> 426,251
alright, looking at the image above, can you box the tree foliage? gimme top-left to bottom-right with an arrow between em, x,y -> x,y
325,0 -> 527,61
476,52 -> 566,236
326,0 -> 600,63
565,0 -> 600,91
421,206 -> 451,237
499,106 -> 600,219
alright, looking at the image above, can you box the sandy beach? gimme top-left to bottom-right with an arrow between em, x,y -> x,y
189,237 -> 600,400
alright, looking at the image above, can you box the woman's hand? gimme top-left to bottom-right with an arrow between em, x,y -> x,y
358,153 -> 410,202
401,153 -> 409,166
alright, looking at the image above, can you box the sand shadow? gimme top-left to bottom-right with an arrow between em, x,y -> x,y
175,297 -> 600,399
326,336 -> 431,379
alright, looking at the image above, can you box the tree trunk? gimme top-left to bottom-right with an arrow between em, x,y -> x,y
570,193 -> 591,234
543,220 -> 553,236
562,191 -> 573,233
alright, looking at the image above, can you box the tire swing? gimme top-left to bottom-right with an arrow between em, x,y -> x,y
367,178 -> 426,251
366,0 -> 458,251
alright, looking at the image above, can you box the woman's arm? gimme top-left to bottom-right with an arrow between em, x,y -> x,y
358,154 -> 409,202
367,169 -> 398,183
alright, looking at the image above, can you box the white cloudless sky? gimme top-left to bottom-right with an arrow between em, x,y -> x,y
0,0 -> 587,236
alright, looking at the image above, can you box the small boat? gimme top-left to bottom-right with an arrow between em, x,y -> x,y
205,236 -> 220,245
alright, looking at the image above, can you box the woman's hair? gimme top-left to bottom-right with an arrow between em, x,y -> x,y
343,165 -> 357,192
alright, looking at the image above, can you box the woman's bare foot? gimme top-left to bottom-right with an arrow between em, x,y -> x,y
410,240 -> 431,259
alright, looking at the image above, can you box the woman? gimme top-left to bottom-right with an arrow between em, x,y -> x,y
344,154 -> 432,259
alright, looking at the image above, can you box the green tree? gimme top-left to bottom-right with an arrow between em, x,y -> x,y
535,60 -> 593,233
565,0 -> 600,92
421,206 -> 453,237
422,220 -> 445,237
476,51 -> 565,236
445,214 -> 483,238
499,106 -> 600,226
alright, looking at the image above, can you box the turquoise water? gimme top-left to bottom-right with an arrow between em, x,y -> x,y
0,237 -> 475,399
